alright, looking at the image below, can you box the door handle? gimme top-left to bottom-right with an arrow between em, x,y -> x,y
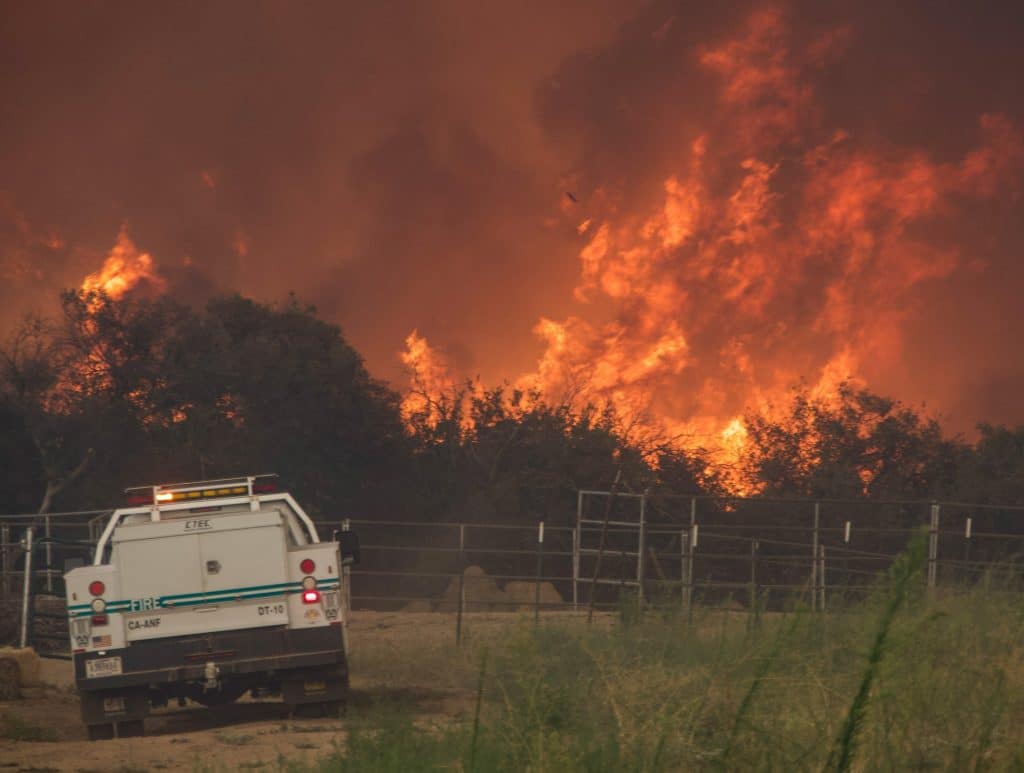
206,560 -> 221,574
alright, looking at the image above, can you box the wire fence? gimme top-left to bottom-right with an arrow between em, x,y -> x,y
342,494 -> 1024,628
4,494 -> 1024,650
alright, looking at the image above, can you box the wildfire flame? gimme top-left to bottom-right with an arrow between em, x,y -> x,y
400,330 -> 460,427
400,5 -> 1024,477
62,227 -> 169,413
81,226 -> 166,304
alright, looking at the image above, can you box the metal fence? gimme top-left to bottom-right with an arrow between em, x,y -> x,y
4,495 -> 1024,649
0,510 -> 104,599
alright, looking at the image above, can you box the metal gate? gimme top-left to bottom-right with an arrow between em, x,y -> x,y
572,490 -> 647,608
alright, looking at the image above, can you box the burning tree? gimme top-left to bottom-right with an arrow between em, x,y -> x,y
740,384 -> 966,500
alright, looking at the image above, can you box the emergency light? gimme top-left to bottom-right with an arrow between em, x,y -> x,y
124,475 -> 283,506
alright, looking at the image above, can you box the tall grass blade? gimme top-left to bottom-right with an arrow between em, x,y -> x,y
824,532 -> 926,773
467,646 -> 488,773
719,608 -> 804,769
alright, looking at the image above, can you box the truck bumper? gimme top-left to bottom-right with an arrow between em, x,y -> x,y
74,624 -> 346,693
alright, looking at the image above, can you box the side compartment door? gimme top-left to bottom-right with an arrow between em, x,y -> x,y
116,532 -> 204,642
197,519 -> 291,631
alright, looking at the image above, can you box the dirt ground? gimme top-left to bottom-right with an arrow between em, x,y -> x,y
0,611 -> 534,773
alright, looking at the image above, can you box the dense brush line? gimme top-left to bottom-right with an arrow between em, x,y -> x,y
4,290 -> 1024,523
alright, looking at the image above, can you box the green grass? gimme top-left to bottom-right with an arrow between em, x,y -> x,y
301,542 -> 1024,771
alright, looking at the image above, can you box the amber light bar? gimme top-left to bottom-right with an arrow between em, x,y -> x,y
124,475 -> 282,506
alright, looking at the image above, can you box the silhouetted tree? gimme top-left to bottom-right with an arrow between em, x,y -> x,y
741,384 -> 966,500
1,291 -> 411,517
955,423 -> 1024,505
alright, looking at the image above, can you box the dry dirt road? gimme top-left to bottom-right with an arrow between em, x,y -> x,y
0,611 -> 523,772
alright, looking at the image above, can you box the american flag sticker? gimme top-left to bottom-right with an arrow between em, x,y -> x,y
91,635 -> 112,648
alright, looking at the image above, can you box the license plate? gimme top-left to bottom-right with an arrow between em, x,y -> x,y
304,680 -> 326,694
86,656 -> 123,679
103,696 -> 125,714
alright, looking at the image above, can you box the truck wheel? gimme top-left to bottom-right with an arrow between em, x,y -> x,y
321,700 -> 346,718
87,723 -> 115,741
116,719 -> 145,738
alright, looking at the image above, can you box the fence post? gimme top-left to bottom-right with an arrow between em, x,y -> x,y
587,470 -> 623,624
811,502 -> 820,612
534,521 -> 545,626
748,540 -> 759,628
341,518 -> 352,616
1,525 -> 8,600
573,491 -> 582,610
89,514 -> 103,544
964,515 -> 973,583
456,524 -> 465,646
687,498 -> 697,623
928,504 -> 940,594
636,494 -> 647,607
20,527 -> 33,649
680,530 -> 690,617
818,545 -> 826,611
44,514 -> 53,594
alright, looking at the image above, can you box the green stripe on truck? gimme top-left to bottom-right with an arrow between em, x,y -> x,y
68,578 -> 340,617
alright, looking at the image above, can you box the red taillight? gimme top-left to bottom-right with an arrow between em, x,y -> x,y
91,614 -> 108,626
302,590 -> 320,604
253,478 -> 281,493
88,581 -> 105,596
300,558 -> 316,574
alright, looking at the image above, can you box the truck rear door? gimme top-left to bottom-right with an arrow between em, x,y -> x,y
113,511 -> 292,642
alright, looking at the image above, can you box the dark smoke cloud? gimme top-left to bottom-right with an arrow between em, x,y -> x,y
0,0 -> 636,374
1,0 -> 1022,434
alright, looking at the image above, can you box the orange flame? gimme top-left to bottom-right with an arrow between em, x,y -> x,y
398,6 -> 1024,483
400,330 -> 457,426
81,227 -> 166,303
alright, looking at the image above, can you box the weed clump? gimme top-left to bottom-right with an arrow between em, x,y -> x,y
1,711 -> 57,741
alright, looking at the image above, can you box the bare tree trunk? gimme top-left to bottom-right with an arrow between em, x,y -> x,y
37,448 -> 93,515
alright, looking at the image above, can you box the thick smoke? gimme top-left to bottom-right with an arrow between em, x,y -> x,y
1,0 -> 1022,437
0,0 -> 635,369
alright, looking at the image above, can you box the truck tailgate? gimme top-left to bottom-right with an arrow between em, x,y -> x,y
112,511 -> 291,641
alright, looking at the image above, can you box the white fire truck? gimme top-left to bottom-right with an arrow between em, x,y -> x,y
63,475 -> 359,740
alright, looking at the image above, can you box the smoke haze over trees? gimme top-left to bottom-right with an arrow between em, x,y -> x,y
2,291 -> 1023,521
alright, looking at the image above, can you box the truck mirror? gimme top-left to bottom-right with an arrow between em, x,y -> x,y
336,529 -> 360,566
64,557 -> 85,573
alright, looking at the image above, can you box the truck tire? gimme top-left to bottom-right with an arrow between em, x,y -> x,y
87,723 -> 115,741
289,700 -> 343,719
116,719 -> 145,738
321,699 -> 345,718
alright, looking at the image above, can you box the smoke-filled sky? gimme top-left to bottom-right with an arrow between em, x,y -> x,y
2,0 -> 1023,441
